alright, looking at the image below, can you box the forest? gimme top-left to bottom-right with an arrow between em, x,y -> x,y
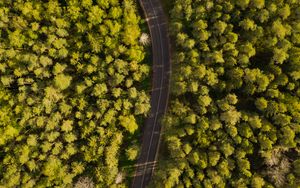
154,0 -> 300,187
0,0 -> 151,187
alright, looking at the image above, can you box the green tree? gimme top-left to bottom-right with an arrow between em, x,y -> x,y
251,175 -> 265,188
220,109 -> 241,125
239,18 -> 256,31
126,145 -> 139,161
293,160 -> 300,176
88,6 -> 104,25
220,143 -> 235,157
251,0 -> 265,9
54,74 -> 72,90
236,0 -> 250,9
208,151 -> 221,166
272,20 -> 289,39
213,21 -> 227,35
119,115 -> 138,134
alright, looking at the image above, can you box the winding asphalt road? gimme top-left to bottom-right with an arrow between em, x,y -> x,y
131,0 -> 171,187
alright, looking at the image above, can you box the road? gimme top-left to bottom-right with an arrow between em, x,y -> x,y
131,0 -> 171,187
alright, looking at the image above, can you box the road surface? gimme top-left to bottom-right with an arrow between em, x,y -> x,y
131,0 -> 171,187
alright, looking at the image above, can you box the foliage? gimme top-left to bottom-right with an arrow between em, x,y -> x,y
0,0 -> 150,187
154,0 -> 300,187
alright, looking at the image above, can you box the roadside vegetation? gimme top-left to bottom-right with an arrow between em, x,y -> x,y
154,0 -> 300,187
0,0 -> 151,187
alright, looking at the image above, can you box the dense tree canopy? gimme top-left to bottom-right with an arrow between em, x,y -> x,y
0,0 -> 150,187
154,0 -> 300,187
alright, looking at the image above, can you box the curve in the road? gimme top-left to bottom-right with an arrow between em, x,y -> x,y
131,0 -> 171,187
